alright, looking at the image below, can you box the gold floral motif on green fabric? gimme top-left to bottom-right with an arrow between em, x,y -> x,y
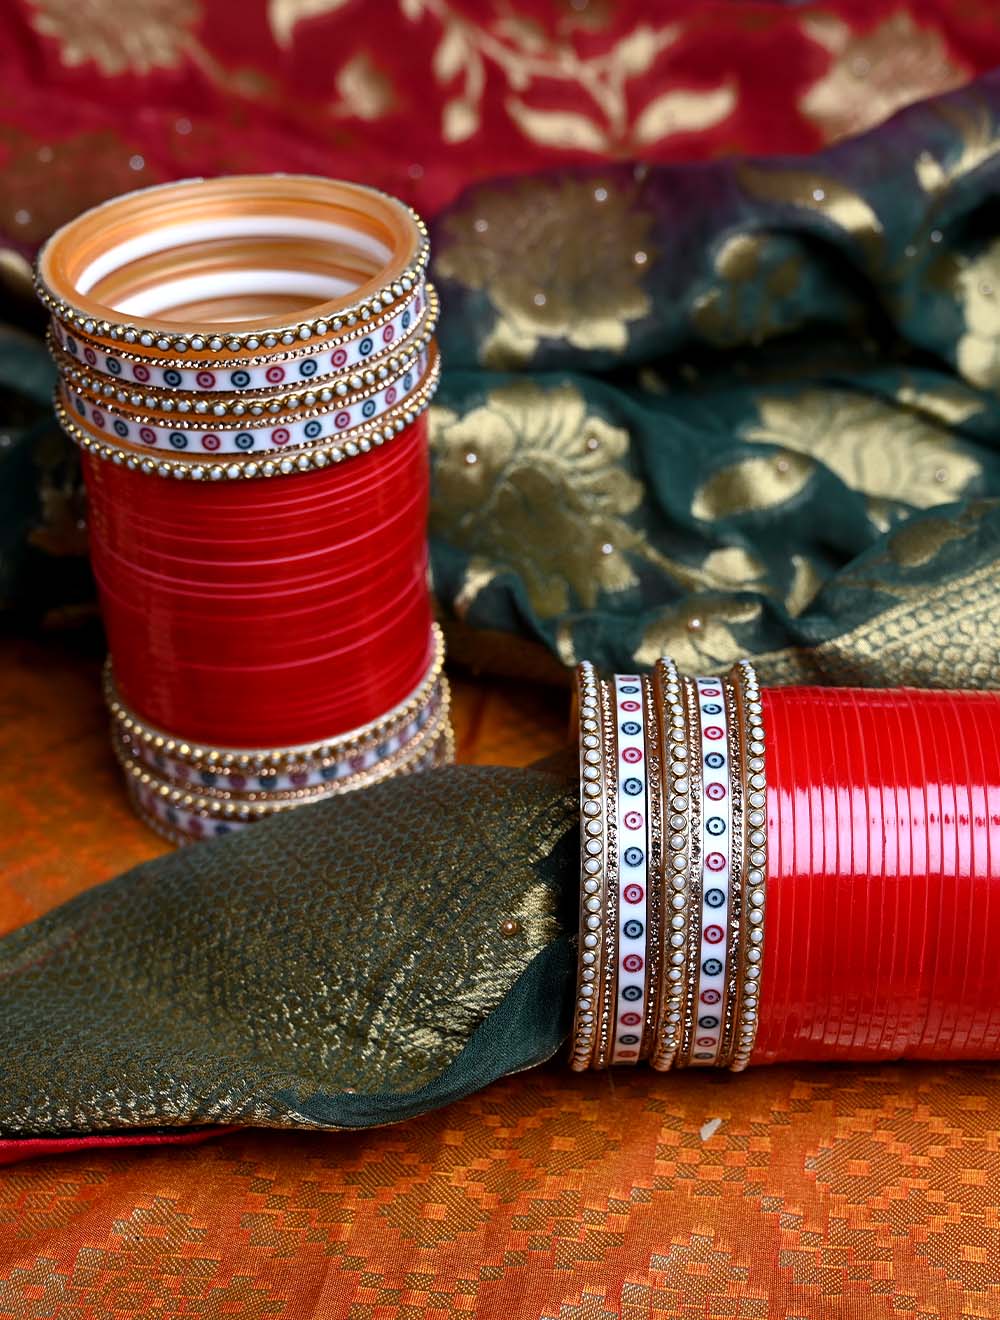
430,381 -> 643,618
434,179 -> 654,367
743,390 -> 981,512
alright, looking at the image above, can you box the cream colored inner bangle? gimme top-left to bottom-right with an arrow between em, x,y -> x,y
39,176 -> 419,334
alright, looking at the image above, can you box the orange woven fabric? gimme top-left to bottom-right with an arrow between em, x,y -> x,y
2,639 -> 1000,1317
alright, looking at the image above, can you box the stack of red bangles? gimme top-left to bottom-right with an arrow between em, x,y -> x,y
36,176 -> 451,844
572,661 -> 1000,1069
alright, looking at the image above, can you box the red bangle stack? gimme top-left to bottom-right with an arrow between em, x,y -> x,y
37,176 -> 452,844
572,662 -> 1000,1069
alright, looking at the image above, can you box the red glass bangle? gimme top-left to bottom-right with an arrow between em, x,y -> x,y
754,686 -> 1000,1063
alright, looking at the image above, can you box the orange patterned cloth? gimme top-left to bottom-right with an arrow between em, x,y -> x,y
2,638 -> 1000,1317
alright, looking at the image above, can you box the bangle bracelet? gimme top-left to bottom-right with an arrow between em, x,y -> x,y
128,719 -> 452,847
730,660 -> 767,1070
650,656 -> 690,1071
687,676 -> 734,1066
49,280 -> 432,386
610,674 -> 651,1064
49,308 -> 436,424
571,662 -> 605,1071
595,678 -> 620,1069
106,622 -> 446,775
36,176 -> 429,355
53,353 -> 440,480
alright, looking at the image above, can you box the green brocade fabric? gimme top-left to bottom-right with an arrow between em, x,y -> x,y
428,73 -> 1000,688
0,765 -> 577,1135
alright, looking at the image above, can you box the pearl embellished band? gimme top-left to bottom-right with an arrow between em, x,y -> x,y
128,718 -> 453,848
571,661 -> 604,1071
53,355 -> 439,481
730,660 -> 767,1070
572,658 -> 768,1073
49,280 -> 433,389
60,347 -> 431,454
35,177 -> 429,356
49,295 -> 436,421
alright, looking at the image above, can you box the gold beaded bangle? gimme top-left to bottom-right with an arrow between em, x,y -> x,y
729,660 -> 767,1070
53,351 -> 440,481
593,678 -> 620,1069
127,720 -> 454,848
640,673 -> 664,1062
718,674 -> 745,1068
571,661 -> 605,1071
49,279 -> 431,374
50,312 -> 437,427
35,177 -> 429,356
650,656 -> 690,1071
105,623 -> 446,774
114,687 -> 452,820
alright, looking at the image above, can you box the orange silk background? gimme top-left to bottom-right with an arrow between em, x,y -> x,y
2,638 -> 1000,1318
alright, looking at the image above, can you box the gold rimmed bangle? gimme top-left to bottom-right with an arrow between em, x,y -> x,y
127,719 -> 453,847
730,660 -> 767,1071
115,686 -> 452,819
650,656 -> 690,1071
52,350 -> 440,480
49,305 -> 437,424
718,673 -> 745,1068
35,176 -> 429,355
640,674 -> 663,1062
48,278 -> 431,375
675,674 -> 703,1068
594,677 -> 620,1070
105,622 -> 446,773
571,661 -> 605,1071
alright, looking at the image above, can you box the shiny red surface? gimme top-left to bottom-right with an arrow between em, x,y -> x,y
754,687 -> 1000,1063
83,416 -> 433,747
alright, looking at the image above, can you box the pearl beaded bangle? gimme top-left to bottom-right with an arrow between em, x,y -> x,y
572,659 -> 768,1074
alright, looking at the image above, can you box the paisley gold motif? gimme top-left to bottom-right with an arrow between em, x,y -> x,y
692,452 -> 815,522
745,391 -> 981,509
435,178 -> 653,367
737,165 -> 884,264
800,12 -> 968,143
430,382 -> 643,618
268,0 -> 350,48
25,0 -> 201,75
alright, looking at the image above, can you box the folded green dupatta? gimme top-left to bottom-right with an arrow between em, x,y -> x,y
4,73 -> 1000,1137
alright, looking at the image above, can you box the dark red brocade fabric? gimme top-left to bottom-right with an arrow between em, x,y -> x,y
1,0 -> 999,256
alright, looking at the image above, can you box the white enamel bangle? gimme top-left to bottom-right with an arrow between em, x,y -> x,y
51,281 -> 431,390
688,676 -> 733,1066
60,349 -> 429,455
611,673 -> 650,1064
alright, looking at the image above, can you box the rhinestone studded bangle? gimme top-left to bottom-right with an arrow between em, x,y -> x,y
49,306 -> 436,424
35,176 -> 429,356
48,279 -> 434,386
53,352 -> 440,481
106,622 -> 446,775
571,662 -> 605,1070
650,656 -> 690,1071
729,660 -> 767,1070
571,660 -> 769,1075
